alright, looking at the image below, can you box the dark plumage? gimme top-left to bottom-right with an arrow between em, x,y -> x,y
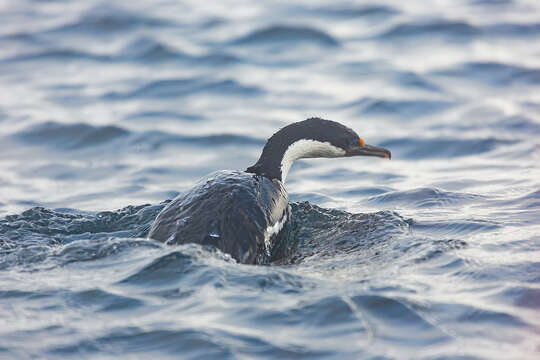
149,171 -> 289,264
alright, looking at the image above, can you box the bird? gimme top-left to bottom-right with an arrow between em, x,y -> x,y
148,117 -> 391,264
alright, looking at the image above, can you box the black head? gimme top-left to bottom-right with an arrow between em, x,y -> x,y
247,117 -> 391,181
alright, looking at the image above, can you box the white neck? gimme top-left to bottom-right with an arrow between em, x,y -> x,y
280,139 -> 345,182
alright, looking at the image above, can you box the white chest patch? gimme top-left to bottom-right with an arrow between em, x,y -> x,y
263,206 -> 290,257
280,139 -> 345,182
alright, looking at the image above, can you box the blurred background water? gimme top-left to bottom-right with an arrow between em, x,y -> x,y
1,0 -> 540,358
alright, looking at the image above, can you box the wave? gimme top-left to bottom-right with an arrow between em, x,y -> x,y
394,72 -> 444,92
118,246 -> 235,287
0,203 -> 163,269
121,37 -> 185,61
232,25 -> 339,47
14,122 -> 130,150
1,201 -> 410,268
103,77 -> 264,100
494,115 -> 540,133
125,111 -> 204,122
12,122 -> 264,151
46,5 -> 174,34
0,204 -> 160,242
2,200 -> 532,356
379,136 -> 515,158
68,288 -> 144,312
375,19 -> 540,41
312,168 -> 403,183
251,293 -> 450,345
2,38 -> 240,67
427,301 -> 531,330
131,131 -> 264,150
367,187 -> 483,208
494,189 -> 540,211
402,238 -> 468,266
411,219 -> 502,236
290,202 -> 410,264
350,294 -> 451,344
432,61 -> 540,86
338,62 -> 443,92
495,286 -> 540,309
300,4 -> 399,19
471,0 -> 513,5
431,113 -> 540,134
1,49 -> 111,63
343,97 -> 455,117
120,37 -> 240,65
376,20 -> 480,41
49,327 -> 235,358
334,186 -> 395,197
484,22 -> 540,37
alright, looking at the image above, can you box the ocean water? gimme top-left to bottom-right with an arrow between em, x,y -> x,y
1,0 -> 539,358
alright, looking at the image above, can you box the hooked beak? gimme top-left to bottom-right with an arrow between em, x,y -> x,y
346,144 -> 391,159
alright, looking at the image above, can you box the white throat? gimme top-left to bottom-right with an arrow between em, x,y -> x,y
280,139 -> 345,182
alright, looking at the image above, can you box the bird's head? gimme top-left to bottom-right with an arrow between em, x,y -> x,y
247,117 -> 391,182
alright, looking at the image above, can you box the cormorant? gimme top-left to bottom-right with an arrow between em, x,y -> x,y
148,117 -> 391,264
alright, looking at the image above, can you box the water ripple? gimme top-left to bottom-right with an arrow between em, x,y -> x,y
290,202 -> 410,264
375,19 -> 540,42
351,294 -> 451,345
344,97 -> 455,117
2,49 -> 111,63
379,137 -> 515,158
494,286 -> 540,309
232,25 -> 340,47
484,22 -> 540,37
11,122 -> 264,151
47,5 -> 175,34
432,61 -> 540,86
118,246 -> 234,287
2,39 -> 240,67
300,4 -> 399,19
338,62 -> 443,92
376,20 -> 480,41
367,187 -> 482,208
14,122 -> 130,150
104,78 -> 264,100
50,328 -> 233,358
411,219 -> 501,236
121,37 -> 240,65
67,288 -> 144,312
125,111 -> 205,122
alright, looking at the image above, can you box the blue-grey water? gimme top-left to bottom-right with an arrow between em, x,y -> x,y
1,0 -> 539,358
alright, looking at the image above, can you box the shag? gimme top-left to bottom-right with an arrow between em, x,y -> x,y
148,118 -> 391,264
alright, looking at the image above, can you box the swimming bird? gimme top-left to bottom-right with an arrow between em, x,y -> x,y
148,117 -> 391,264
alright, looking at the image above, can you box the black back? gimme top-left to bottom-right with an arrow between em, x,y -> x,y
148,170 -> 290,264
246,117 -> 359,180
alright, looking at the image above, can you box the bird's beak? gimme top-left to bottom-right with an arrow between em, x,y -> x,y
346,144 -> 391,159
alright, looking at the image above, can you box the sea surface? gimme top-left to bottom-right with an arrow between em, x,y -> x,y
1,0 -> 539,358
